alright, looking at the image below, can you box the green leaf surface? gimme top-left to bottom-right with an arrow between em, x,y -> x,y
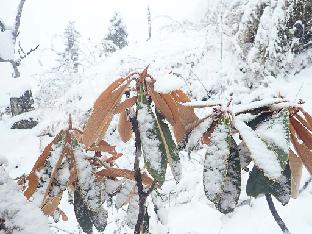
74,190 -> 93,234
203,117 -> 241,214
74,188 -> 108,233
156,111 -> 182,183
246,163 -> 291,205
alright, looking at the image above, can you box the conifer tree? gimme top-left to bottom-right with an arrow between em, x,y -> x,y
61,21 -> 80,73
103,12 -> 128,53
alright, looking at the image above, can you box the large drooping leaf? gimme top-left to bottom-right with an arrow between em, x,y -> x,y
75,149 -> 105,212
289,150 -> 303,199
203,117 -> 241,214
24,130 -> 64,199
74,189 -> 93,234
90,207 -> 108,232
118,110 -> 133,143
74,188 -> 108,234
235,119 -> 282,179
137,101 -> 167,186
82,78 -> 131,148
156,111 -> 182,183
256,108 -> 289,170
246,163 -> 291,205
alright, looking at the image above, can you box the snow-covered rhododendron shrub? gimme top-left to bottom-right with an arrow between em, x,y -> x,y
19,68 -> 312,234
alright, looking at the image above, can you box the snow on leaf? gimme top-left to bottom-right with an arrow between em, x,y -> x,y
138,103 -> 167,185
256,108 -> 289,170
235,118 -> 282,179
154,74 -> 184,94
203,116 -> 241,214
186,116 -> 213,151
115,180 -> 136,209
90,207 -> 108,232
126,194 -> 139,229
156,111 -> 182,183
75,148 -> 105,212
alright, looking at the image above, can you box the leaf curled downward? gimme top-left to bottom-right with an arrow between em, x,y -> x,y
147,84 -> 175,124
156,111 -> 182,183
290,116 -> 312,151
42,193 -> 63,216
96,168 -> 154,187
294,112 -> 312,132
289,150 -> 302,199
82,78 -> 131,148
89,140 -> 122,161
42,131 -> 72,204
170,90 -> 191,103
24,130 -> 64,199
203,117 -> 241,214
290,124 -> 312,175
137,102 -> 167,186
118,110 -> 133,143
300,108 -> 312,130
115,96 -> 137,114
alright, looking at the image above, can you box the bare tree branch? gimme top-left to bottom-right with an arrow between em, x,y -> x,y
13,0 -> 27,42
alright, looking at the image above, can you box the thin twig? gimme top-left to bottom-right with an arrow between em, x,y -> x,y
13,0 -> 27,42
299,177 -> 312,194
49,225 -> 74,234
265,194 -> 290,234
130,112 -> 145,234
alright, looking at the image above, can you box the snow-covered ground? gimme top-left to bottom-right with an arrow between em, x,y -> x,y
1,0 -> 312,233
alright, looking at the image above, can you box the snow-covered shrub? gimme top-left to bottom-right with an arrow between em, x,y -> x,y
224,0 -> 312,83
20,68 -> 312,233
0,156 -> 49,234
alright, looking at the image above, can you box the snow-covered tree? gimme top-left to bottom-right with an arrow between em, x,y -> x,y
102,12 -> 128,53
59,21 -> 80,73
0,0 -> 37,117
224,0 -> 312,84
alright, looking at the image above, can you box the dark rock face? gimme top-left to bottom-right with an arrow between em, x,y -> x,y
11,118 -> 38,129
10,90 -> 34,116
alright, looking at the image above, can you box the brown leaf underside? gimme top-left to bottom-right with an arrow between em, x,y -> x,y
82,78 -> 131,148
96,168 -> 154,187
289,150 -> 303,199
118,110 -> 133,143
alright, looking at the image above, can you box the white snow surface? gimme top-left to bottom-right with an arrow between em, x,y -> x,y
234,118 -> 282,179
154,73 -> 184,94
0,29 -> 14,60
0,163 -> 50,234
